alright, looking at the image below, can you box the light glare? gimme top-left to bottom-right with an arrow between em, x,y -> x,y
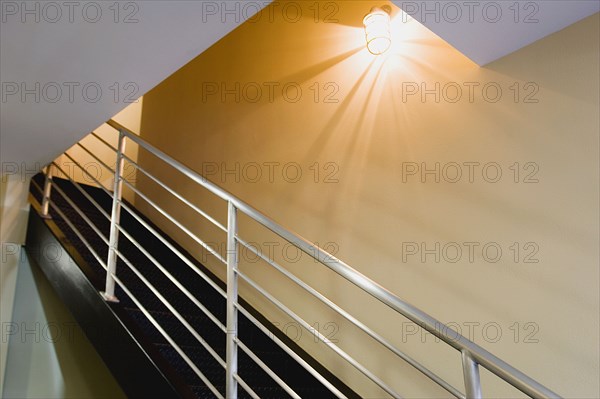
363,8 -> 391,55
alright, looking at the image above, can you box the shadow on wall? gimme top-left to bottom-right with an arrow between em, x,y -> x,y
134,2 -> 599,397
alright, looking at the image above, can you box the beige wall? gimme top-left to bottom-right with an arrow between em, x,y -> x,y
134,2 -> 599,397
1,174 -> 31,390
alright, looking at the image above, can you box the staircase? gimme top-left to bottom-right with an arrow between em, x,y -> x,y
24,119 -> 561,399
29,174 -> 354,399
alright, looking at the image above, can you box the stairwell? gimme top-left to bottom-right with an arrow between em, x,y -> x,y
20,120 -> 563,399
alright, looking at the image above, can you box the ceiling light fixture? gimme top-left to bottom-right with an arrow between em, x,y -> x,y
363,6 -> 392,55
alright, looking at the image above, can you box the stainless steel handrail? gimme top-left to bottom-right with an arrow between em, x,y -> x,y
106,118 -> 561,399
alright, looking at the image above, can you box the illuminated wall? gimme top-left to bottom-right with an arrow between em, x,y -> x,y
52,99 -> 143,203
134,2 -> 599,397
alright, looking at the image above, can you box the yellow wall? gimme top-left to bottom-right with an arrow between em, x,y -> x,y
134,2 -> 599,397
53,99 -> 143,203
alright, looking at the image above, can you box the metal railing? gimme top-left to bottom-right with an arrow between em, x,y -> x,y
31,119 -> 562,399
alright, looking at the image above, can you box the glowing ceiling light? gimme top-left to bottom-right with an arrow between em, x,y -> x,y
363,6 -> 392,55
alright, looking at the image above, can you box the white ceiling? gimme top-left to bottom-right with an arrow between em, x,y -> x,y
1,1 -> 598,170
392,0 -> 599,65
1,1 -> 271,168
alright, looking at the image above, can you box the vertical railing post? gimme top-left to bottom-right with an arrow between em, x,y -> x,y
226,200 -> 239,398
40,165 -> 53,218
102,130 -> 126,303
462,350 -> 482,399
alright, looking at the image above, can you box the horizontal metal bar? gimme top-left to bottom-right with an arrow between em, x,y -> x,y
120,179 -> 227,265
75,142 -> 116,175
30,180 -> 109,273
108,119 -> 232,202
107,119 -> 561,399
236,236 -> 463,399
235,337 -> 300,398
117,200 -> 227,301
234,301 -> 348,399
50,162 -> 111,221
91,131 -> 119,153
62,152 -> 114,197
112,240 -> 226,368
48,177 -> 110,247
236,269 -> 402,399
110,270 -> 224,399
114,219 -> 226,334
120,152 -> 227,232
234,373 -> 260,399
113,219 -> 227,334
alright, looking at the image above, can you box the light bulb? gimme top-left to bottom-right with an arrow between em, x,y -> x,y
363,7 -> 391,55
